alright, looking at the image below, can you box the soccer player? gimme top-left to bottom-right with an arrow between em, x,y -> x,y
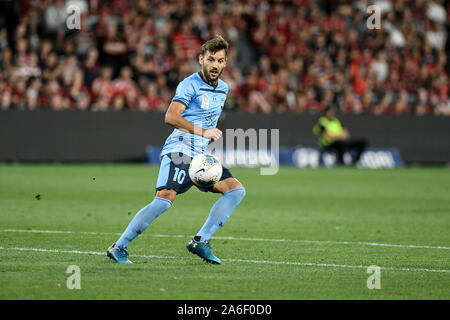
107,35 -> 246,264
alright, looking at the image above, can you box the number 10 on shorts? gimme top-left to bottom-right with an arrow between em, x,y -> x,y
173,168 -> 186,184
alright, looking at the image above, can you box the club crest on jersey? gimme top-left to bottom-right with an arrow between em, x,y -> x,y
201,94 -> 209,110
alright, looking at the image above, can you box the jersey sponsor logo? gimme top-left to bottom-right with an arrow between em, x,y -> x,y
201,94 -> 209,110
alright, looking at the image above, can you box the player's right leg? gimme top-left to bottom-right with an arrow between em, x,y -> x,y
107,190 -> 174,264
107,155 -> 180,264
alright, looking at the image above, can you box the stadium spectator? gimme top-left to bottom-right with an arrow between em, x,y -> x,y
100,19 -> 127,76
82,46 -> 100,87
91,94 -> 109,112
145,82 -> 166,111
25,76 -> 42,110
313,106 -> 368,166
0,82 -> 12,110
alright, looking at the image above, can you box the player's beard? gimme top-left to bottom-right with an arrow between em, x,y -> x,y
202,65 -> 222,86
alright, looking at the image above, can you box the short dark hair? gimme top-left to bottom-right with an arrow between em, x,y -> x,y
201,35 -> 229,57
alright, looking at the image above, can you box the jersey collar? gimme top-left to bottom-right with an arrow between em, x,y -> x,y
198,72 -> 218,89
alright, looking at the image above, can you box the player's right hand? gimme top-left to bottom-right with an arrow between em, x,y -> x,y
203,128 -> 222,141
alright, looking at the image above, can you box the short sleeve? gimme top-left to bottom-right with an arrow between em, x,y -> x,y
172,79 -> 195,108
224,82 -> 230,95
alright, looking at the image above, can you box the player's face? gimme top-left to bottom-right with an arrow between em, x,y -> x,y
199,50 -> 227,84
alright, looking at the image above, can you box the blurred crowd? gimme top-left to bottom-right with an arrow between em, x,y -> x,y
0,0 -> 450,115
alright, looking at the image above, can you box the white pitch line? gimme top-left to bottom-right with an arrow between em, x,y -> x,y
211,236 -> 450,250
0,246 -> 177,260
0,246 -> 449,274
1,228 -> 450,251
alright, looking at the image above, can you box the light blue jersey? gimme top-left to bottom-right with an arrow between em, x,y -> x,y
161,72 -> 229,158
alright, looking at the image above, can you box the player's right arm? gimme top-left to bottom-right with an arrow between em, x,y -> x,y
165,101 -> 222,141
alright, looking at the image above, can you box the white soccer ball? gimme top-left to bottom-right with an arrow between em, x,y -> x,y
189,154 -> 223,187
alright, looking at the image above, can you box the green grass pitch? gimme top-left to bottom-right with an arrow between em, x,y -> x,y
0,164 -> 449,299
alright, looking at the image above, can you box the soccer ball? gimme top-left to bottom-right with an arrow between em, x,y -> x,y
189,154 -> 223,187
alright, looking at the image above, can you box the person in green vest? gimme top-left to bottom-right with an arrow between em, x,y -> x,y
313,106 -> 367,166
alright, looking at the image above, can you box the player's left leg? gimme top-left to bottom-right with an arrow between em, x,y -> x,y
195,177 -> 245,241
187,175 -> 245,264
